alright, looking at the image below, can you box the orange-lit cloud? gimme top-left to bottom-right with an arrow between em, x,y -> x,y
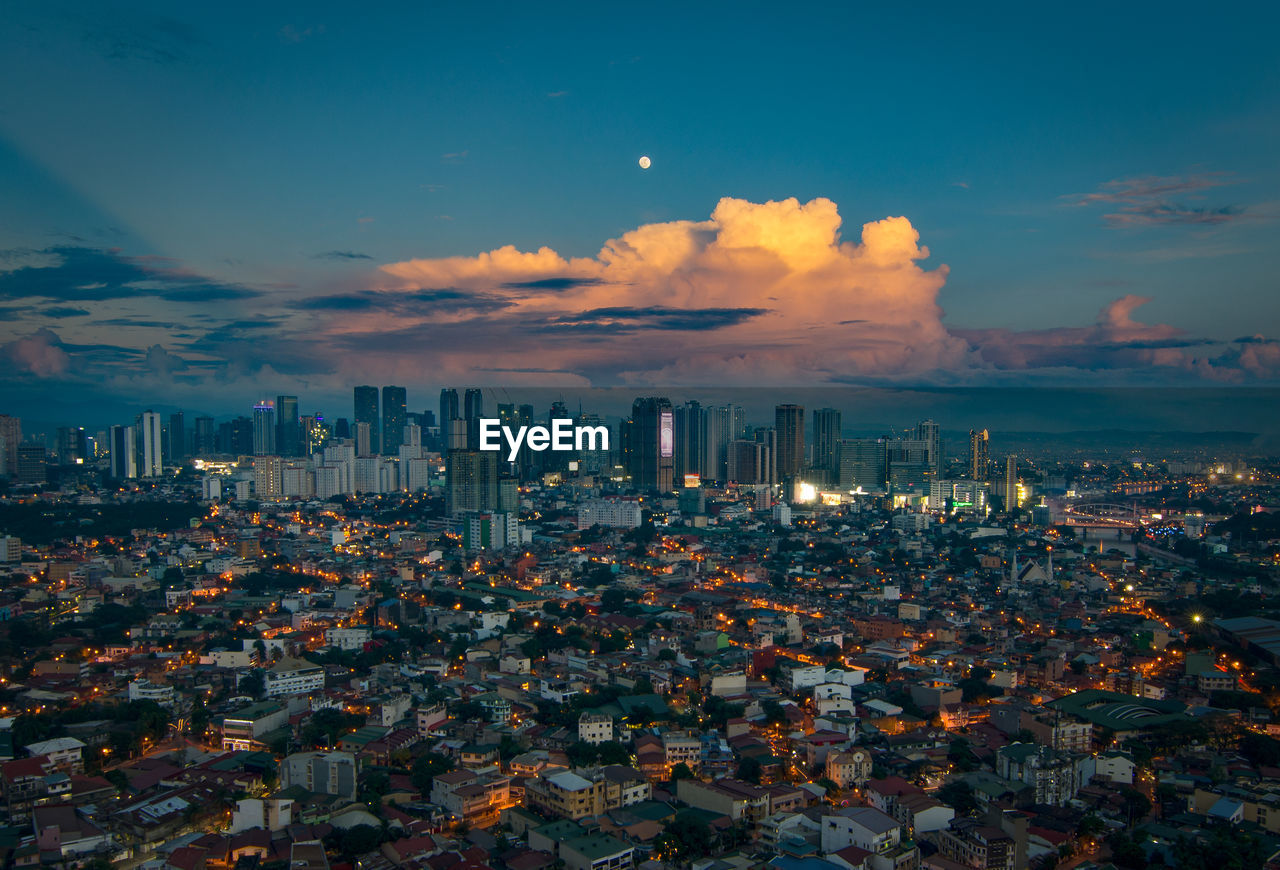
372,196 -> 977,383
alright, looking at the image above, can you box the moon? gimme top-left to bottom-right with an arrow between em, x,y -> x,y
638,155 -> 651,170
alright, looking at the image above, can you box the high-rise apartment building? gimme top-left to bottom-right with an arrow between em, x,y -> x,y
110,424 -> 137,479
140,410 -> 164,477
463,389 -> 485,450
969,429 -> 990,481
0,415 -> 19,478
440,389 -> 460,426
446,449 -> 499,515
1004,455 -> 1019,511
381,386 -> 407,455
915,419 -> 942,474
775,404 -> 805,479
813,408 -> 841,481
353,386 -> 380,455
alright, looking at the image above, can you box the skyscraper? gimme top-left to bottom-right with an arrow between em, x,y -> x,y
775,404 -> 805,479
839,438 -> 886,492
446,449 -> 498,515
252,402 -> 276,456
463,388 -> 484,423
440,388 -> 460,425
167,412 -> 186,463
109,424 -> 137,479
193,415 -> 215,455
0,415 -> 20,478
1004,455 -> 1019,511
969,429 -> 990,481
354,386 -> 380,455
673,401 -> 702,481
381,385 -> 407,456
914,419 -> 942,474
275,395 -> 300,457
628,397 -> 675,492
140,410 -> 164,477
463,389 -> 484,449
813,408 -> 841,481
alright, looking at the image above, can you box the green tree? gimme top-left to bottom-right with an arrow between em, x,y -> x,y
670,762 -> 695,781
736,756 -> 762,784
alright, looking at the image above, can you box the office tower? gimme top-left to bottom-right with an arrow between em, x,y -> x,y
0,415 -> 20,478
354,421 -> 373,457
813,408 -> 841,481
403,424 -> 422,449
140,410 -> 164,477
110,424 -> 137,479
886,437 -> 931,492
673,401 -> 702,480
254,456 -> 284,500
353,386 -> 380,455
252,402 -> 276,456
333,417 -> 350,439
167,412 -> 186,462
969,429 -> 990,481
218,416 -> 253,455
446,449 -> 498,515
440,388 -> 460,426
193,416 -> 215,456
1004,455 -> 1018,511
381,385 -> 407,455
914,419 -> 942,474
775,404 -> 805,479
14,445 -> 45,485
275,396 -> 299,457
839,438 -> 887,492
627,397 -> 674,492
420,410 -> 436,429
56,427 -> 87,465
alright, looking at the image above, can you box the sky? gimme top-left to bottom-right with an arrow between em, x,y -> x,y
2,1 -> 1279,426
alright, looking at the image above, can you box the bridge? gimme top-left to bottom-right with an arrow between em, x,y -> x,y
1061,503 -> 1143,529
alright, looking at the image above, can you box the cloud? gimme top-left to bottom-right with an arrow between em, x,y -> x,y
1,328 -> 71,376
6,197 -> 1278,400
1066,173 -> 1248,228
360,196 -> 1280,386
39,306 -> 90,319
0,245 -> 262,303
314,250 -> 374,261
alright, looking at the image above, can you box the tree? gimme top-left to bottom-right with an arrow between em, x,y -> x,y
239,669 -> 266,699
601,588 -> 627,613
338,824 -> 384,858
657,647 -> 677,662
410,752 -> 453,793
597,742 -> 631,765
736,756 -> 762,784
670,762 -> 695,781
938,781 -> 979,816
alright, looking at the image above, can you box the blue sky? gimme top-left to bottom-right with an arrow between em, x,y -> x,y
2,1 -> 1279,419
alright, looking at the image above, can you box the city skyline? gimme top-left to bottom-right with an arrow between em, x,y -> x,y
2,3 -> 1279,415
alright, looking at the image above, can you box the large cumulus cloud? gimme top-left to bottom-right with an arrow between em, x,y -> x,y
371,196 -> 977,384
